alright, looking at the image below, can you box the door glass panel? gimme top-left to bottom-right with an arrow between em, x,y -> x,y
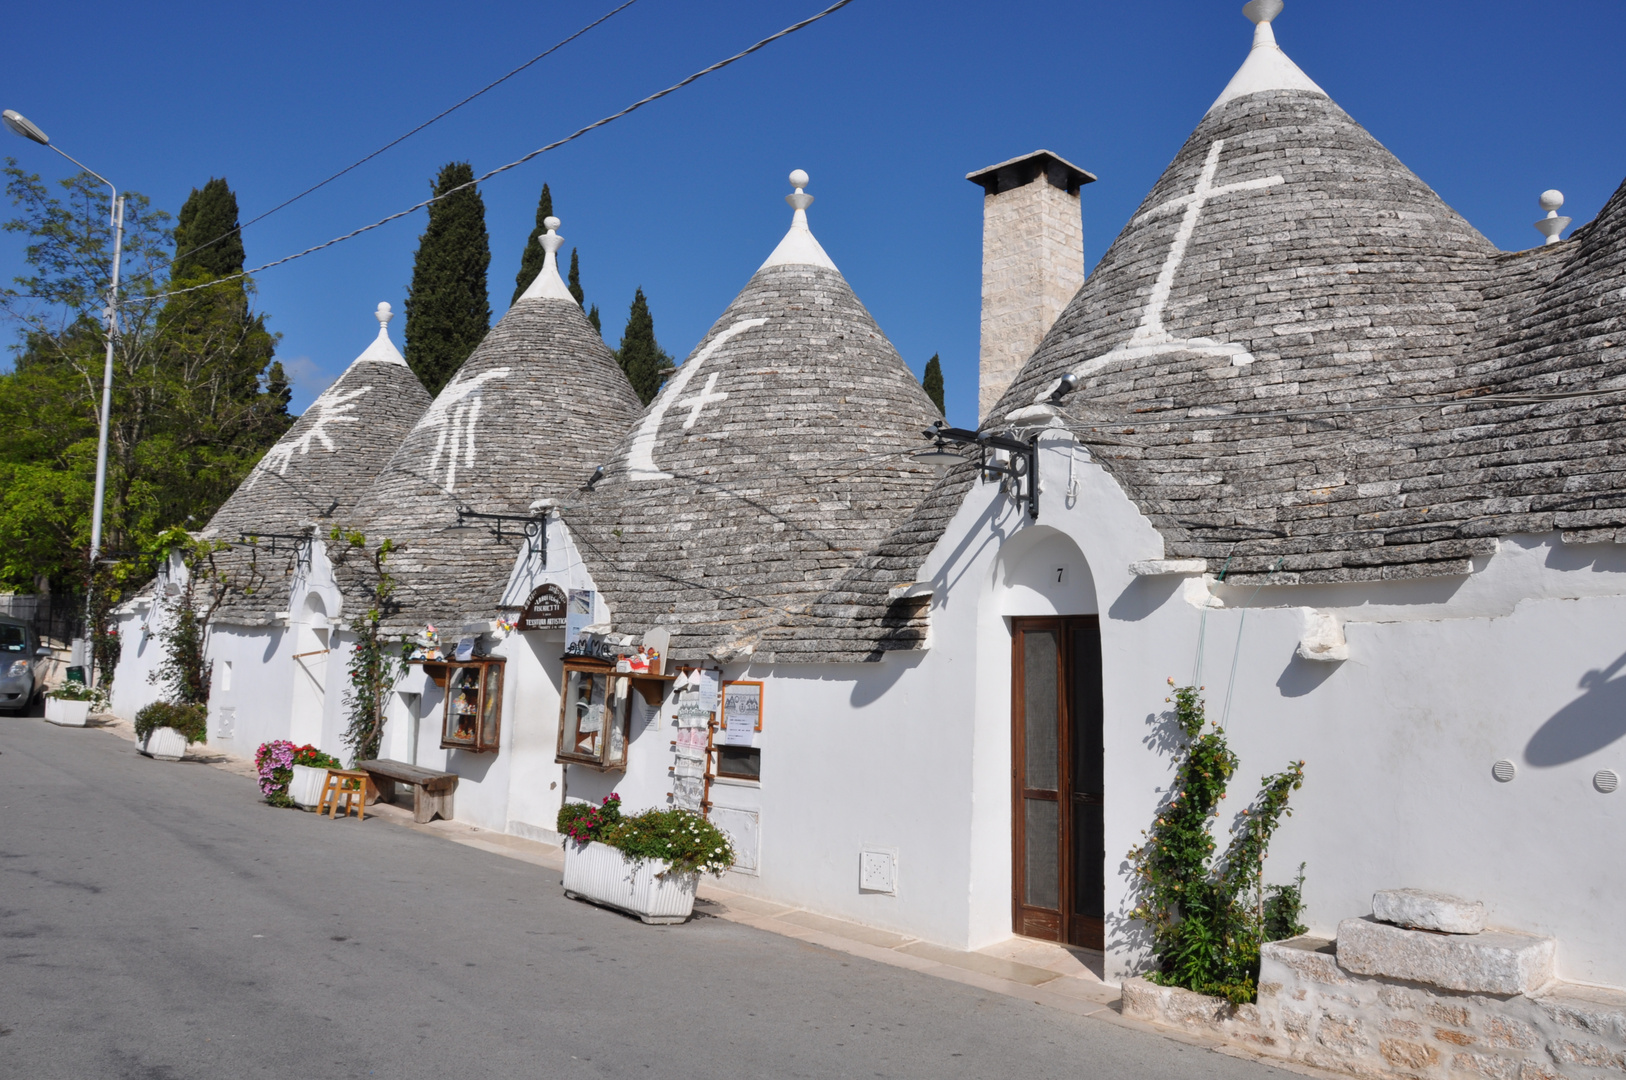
1073,797 -> 1105,919
1024,798 -> 1060,909
1072,621 -> 1104,796
1023,630 -> 1059,791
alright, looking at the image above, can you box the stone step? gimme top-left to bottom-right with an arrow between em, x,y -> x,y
1336,916 -> 1555,996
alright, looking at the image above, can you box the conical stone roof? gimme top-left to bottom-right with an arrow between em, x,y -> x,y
984,3 -> 1534,584
348,220 -> 642,631
563,173 -> 943,661
205,304 -> 431,623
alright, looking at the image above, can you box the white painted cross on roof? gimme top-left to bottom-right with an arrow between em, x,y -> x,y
1027,138 -> 1285,409
679,371 -> 727,430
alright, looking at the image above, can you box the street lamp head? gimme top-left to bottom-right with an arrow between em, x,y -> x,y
2,109 -> 50,145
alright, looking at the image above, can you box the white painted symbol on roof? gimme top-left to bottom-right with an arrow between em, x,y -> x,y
245,385 -> 372,490
420,367 -> 512,493
1038,139 -> 1284,405
626,317 -> 767,481
679,371 -> 728,430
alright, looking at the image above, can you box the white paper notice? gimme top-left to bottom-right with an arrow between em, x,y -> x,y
721,682 -> 760,746
697,669 -> 720,714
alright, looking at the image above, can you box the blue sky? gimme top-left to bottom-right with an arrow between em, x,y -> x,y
2,0 -> 1622,427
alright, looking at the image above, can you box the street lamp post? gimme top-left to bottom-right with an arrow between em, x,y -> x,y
4,109 -> 124,681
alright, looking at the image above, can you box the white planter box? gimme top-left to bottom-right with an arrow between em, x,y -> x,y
288,764 -> 328,809
562,840 -> 698,924
45,698 -> 92,726
139,726 -> 188,761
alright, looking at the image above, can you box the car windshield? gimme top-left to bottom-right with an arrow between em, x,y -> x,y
0,625 -> 26,652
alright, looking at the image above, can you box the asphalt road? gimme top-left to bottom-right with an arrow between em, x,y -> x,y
0,716 -> 1291,1080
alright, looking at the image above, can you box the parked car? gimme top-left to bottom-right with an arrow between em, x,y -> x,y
0,616 -> 52,713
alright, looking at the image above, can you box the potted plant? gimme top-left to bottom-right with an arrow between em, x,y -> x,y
558,794 -> 736,924
44,681 -> 104,727
134,701 -> 207,761
257,740 -> 348,808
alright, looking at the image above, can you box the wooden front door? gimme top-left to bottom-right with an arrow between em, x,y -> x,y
1011,617 -> 1104,950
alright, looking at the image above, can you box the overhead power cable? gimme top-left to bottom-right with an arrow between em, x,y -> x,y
140,0 -> 858,306
142,0 -> 643,290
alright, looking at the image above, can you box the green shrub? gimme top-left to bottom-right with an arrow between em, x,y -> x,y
134,700 -> 208,745
1127,680 -> 1305,1004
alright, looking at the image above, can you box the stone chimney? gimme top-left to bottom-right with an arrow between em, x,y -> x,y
967,150 -> 1094,422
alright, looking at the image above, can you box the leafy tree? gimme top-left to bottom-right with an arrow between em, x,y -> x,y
922,353 -> 945,415
615,287 -> 672,405
511,182 -> 553,305
405,161 -> 490,395
0,162 -> 292,598
171,177 -> 245,280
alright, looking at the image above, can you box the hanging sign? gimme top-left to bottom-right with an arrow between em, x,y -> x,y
516,583 -> 568,630
721,681 -> 762,746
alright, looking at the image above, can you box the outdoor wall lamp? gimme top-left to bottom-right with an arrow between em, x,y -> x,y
921,421 -> 1041,521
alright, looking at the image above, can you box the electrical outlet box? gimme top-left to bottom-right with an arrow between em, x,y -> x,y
859,848 -> 897,894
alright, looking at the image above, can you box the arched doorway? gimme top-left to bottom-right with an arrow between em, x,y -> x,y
995,529 -> 1103,950
289,593 -> 330,746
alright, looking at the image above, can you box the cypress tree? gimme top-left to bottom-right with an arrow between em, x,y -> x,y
405,161 -> 491,396
171,177 -> 246,280
922,353 -> 946,415
567,248 -> 584,305
587,304 -> 601,335
615,288 -> 671,405
511,182 -> 553,305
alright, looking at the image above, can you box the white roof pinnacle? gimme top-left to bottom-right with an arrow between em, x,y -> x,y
518,215 -> 576,301
1534,190 -> 1572,245
759,169 -> 838,272
1207,0 -> 1327,116
355,301 -> 409,366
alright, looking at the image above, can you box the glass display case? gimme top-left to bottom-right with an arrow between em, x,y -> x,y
556,660 -> 632,770
436,658 -> 504,753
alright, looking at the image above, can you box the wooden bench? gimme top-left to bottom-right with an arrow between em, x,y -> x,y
357,759 -> 457,824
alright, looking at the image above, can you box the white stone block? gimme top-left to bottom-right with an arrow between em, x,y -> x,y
1372,887 -> 1486,934
1336,917 -> 1555,995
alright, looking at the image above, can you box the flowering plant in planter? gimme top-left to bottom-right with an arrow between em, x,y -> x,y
557,795 -> 735,877
256,740 -> 297,803
48,682 -> 110,709
256,741 -> 343,806
134,700 -> 207,744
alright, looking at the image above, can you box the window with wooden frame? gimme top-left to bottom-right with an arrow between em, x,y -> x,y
556,660 -> 632,770
714,680 -> 763,781
429,658 -> 505,753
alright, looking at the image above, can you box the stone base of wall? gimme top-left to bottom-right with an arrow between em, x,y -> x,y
1122,937 -> 1626,1080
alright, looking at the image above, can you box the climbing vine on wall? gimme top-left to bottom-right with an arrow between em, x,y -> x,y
329,529 -> 403,765
147,528 -> 269,706
1126,679 -> 1306,1004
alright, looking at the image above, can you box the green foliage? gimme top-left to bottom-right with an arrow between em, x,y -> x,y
586,303 -> 601,335
615,287 -> 672,405
511,182 -> 553,305
1127,680 -> 1306,1004
328,529 -> 403,765
134,700 -> 207,745
557,792 -> 622,843
559,795 -> 735,876
147,530 -> 268,707
567,248 -> 584,306
1264,863 -> 1309,942
922,353 -> 945,415
0,163 -> 291,595
605,807 -> 736,876
405,161 -> 491,396
171,178 -> 245,280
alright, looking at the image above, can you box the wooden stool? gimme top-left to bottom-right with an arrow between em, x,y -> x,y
318,769 -> 369,820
